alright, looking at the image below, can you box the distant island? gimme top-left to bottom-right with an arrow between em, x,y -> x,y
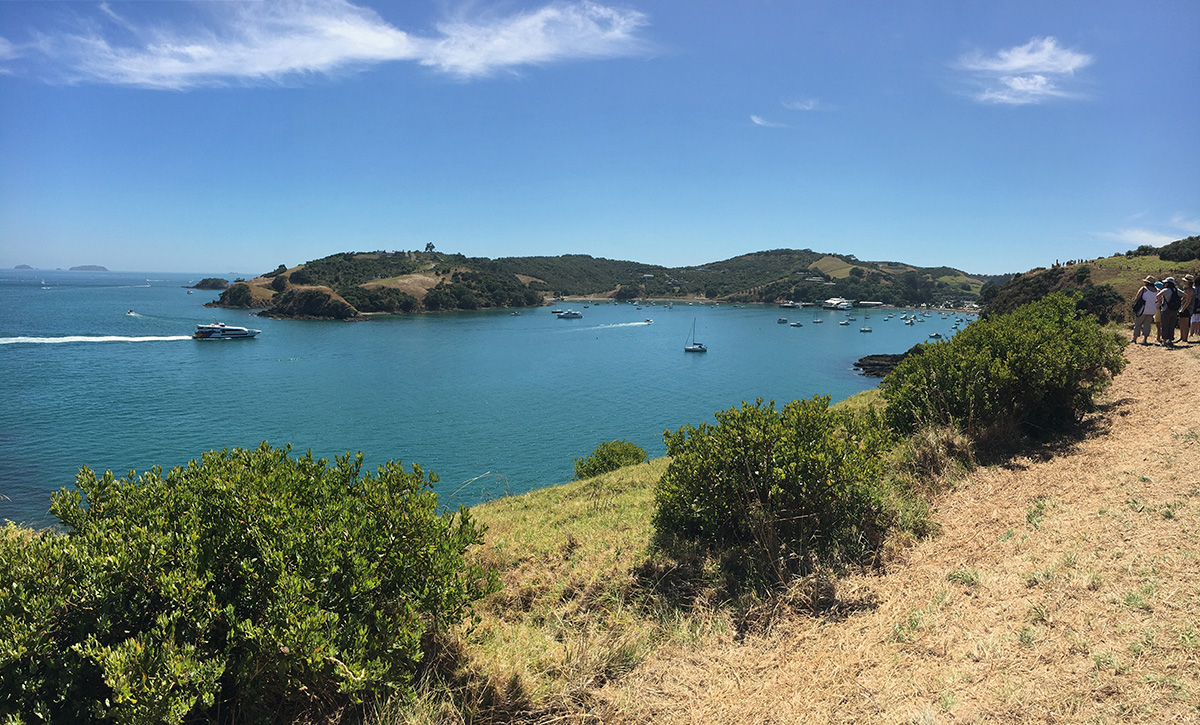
206,248 -> 1006,321
69,265 -> 109,272
14,264 -> 33,270
203,235 -> 1200,325
189,278 -> 230,290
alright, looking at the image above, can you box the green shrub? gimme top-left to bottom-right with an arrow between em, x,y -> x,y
573,440 -> 648,480
0,444 -> 497,724
653,397 -> 896,588
881,291 -> 1126,442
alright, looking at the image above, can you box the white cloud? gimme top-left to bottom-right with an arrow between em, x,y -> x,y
423,3 -> 649,77
25,0 -> 650,89
783,98 -> 818,111
750,114 -> 788,128
956,37 -> 1092,105
1100,214 -> 1200,248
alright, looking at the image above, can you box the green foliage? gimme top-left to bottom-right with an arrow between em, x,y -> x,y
1075,283 -> 1124,324
292,252 -> 422,290
340,286 -> 418,314
192,277 -> 229,290
263,264 -> 289,278
654,397 -> 896,588
270,274 -> 288,292
287,268 -> 313,285
1156,235 -> 1200,262
0,444 -> 497,724
267,287 -> 360,319
573,440 -> 648,480
214,282 -> 257,307
881,292 -> 1127,442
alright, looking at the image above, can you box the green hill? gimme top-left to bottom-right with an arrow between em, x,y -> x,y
233,247 -> 1023,319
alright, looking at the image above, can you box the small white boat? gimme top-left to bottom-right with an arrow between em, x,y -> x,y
839,320 -> 849,326
193,322 -> 260,340
557,310 -> 583,319
929,332 -> 942,339
685,318 -> 707,353
778,318 -> 788,324
860,326 -> 872,333
790,321 -> 803,327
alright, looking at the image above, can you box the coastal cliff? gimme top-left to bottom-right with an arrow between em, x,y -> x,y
256,286 -> 363,320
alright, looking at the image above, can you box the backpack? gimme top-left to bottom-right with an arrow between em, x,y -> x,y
1133,296 -> 1146,315
1164,288 -> 1181,312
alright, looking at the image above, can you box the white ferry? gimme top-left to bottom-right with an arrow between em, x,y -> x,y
822,297 -> 854,310
193,322 -> 261,340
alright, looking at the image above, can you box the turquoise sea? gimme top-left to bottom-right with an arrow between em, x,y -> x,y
0,269 -> 973,526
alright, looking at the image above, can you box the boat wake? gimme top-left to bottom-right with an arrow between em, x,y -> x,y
594,321 -> 655,330
0,335 -> 193,345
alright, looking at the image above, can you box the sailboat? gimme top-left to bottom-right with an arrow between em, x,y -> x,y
684,319 -> 707,353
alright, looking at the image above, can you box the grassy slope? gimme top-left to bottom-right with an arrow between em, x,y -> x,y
431,345 -> 1200,724
1089,254 -> 1200,299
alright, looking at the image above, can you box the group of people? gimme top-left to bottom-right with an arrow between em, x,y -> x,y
1132,274 -> 1200,346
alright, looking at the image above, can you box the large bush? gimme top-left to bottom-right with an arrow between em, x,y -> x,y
0,444 -> 497,724
653,397 -> 895,587
573,439 -> 648,480
881,291 -> 1126,441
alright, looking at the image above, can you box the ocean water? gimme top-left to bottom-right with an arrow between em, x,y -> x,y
0,269 -> 972,526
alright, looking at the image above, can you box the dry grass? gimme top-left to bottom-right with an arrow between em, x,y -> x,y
362,272 -> 441,300
431,459 -> 732,720
592,341 -> 1200,723
808,255 -> 857,279
382,340 -> 1199,724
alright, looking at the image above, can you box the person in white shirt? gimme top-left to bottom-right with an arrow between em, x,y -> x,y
1131,276 -> 1158,345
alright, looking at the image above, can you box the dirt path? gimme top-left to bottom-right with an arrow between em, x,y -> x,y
598,341 -> 1200,723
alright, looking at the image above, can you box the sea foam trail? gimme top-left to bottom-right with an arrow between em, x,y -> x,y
563,321 -> 655,333
0,335 -> 193,345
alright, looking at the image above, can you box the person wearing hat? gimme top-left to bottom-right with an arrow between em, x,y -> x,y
1182,273 -> 1198,342
1154,280 -> 1165,342
1157,277 -> 1181,346
1132,276 -> 1158,345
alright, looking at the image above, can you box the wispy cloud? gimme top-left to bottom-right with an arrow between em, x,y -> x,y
956,37 -> 1092,105
782,97 -> 831,112
20,0 -> 650,89
1100,214 -> 1200,248
750,114 -> 788,128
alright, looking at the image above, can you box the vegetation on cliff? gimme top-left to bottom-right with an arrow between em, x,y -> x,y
207,281 -> 273,308
244,246 -> 1004,320
260,286 -> 361,319
189,277 -> 229,290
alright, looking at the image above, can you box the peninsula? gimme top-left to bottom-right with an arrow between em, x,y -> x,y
207,247 -> 1005,320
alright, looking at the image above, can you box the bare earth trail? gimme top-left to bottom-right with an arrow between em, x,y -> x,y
597,342 -> 1200,723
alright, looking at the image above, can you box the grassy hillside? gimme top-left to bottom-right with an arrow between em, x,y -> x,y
986,250 -> 1200,324
378,342 -> 1199,724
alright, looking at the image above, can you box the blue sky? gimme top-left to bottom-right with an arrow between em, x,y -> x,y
1,1 -> 1197,275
